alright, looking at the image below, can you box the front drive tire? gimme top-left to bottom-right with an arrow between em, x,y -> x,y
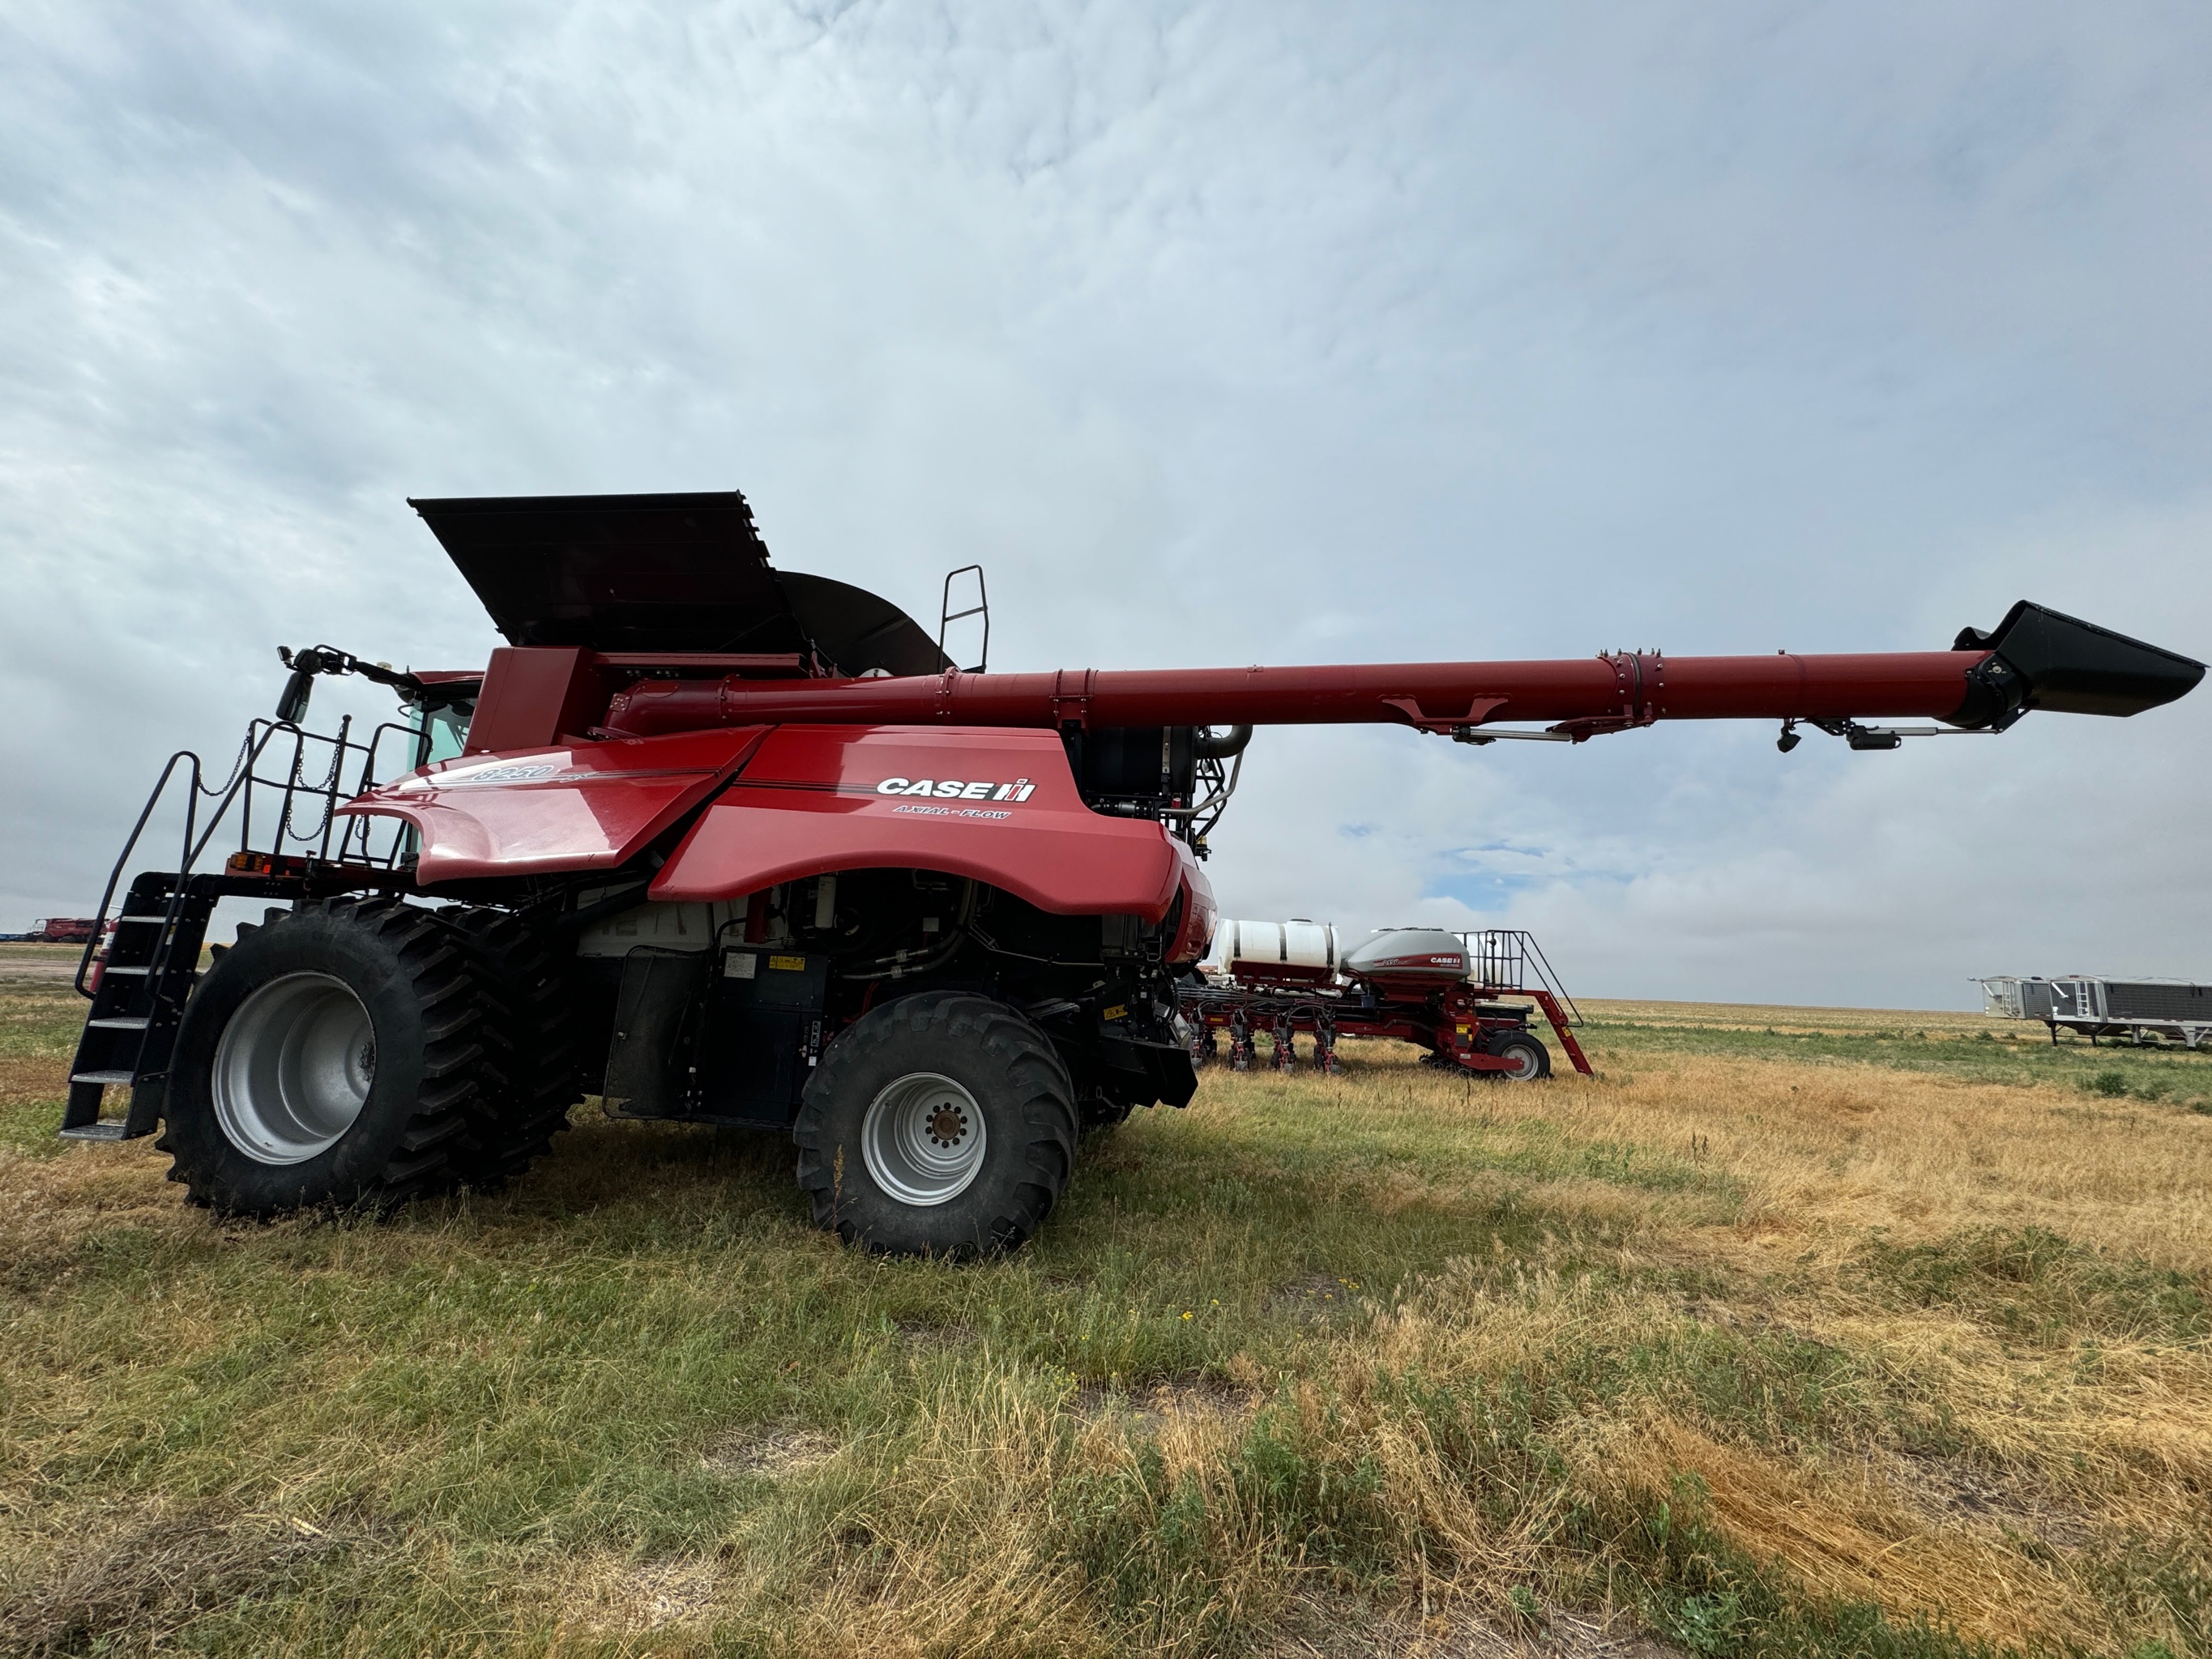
793,992 -> 1078,1258
435,905 -> 583,1188
158,899 -> 492,1217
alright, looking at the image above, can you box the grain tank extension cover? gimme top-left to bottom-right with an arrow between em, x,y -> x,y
409,490 -> 950,677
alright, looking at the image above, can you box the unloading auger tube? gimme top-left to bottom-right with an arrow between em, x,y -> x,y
595,599 -> 2203,746
60,484 -> 2206,1263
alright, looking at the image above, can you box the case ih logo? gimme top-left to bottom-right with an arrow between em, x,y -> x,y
874,777 -> 1038,802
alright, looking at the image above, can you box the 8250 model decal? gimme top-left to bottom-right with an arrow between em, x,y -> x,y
874,777 -> 1037,801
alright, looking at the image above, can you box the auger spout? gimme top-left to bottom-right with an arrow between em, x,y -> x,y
594,602 -> 2200,742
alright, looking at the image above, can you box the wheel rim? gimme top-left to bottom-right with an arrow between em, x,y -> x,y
211,972 -> 376,1165
860,1072 -> 988,1207
1498,1042 -> 1540,1081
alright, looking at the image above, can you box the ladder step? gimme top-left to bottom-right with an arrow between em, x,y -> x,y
115,915 -> 172,925
58,1122 -> 139,1142
88,1017 -> 150,1030
100,965 -> 152,975
70,1069 -> 136,1085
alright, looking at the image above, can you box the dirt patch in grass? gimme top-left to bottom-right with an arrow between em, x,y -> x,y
1878,1448 -> 2093,1550
1261,1595 -> 1686,1657
556,1551 -> 727,1636
1270,1270 -> 1371,1320
701,1426 -> 838,1478
894,1316 -> 975,1350
1074,1372 -> 1258,1434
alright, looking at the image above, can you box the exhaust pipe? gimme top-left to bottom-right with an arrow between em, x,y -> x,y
1192,724 -> 1253,759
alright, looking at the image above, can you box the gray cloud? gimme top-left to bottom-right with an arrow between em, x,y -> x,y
2,0 -> 2206,1004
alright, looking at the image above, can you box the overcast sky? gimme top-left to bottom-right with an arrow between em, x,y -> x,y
3,1 -> 2206,1006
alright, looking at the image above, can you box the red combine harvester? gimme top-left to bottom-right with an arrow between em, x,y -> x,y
31,919 -> 105,945
1183,923 -> 1590,1081
60,493 -> 2203,1256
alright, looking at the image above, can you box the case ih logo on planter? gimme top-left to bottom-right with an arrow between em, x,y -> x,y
874,778 -> 1038,802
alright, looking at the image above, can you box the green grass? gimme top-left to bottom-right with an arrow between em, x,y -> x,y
1843,1225 -> 2209,1349
0,979 -> 83,1059
3,993 -> 2209,1656
0,979 -> 81,1159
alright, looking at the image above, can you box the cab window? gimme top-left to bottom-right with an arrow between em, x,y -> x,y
416,703 -> 473,768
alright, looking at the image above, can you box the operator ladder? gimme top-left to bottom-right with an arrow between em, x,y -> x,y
60,873 -> 219,1141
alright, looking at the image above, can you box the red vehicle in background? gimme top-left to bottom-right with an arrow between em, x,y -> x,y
55,491 -> 2204,1256
1183,922 -> 1589,1081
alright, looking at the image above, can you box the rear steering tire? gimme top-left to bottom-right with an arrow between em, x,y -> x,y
793,992 -> 1078,1257
158,899 -> 493,1216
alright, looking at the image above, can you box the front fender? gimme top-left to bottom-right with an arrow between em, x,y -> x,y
339,728 -> 771,884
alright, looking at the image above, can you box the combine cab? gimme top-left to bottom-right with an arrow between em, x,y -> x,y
58,489 -> 2204,1256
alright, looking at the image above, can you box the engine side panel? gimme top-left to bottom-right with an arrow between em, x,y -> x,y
651,726 -> 1189,923
339,727 -> 771,883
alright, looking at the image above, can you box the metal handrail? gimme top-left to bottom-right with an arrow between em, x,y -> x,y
1518,931 -> 1583,1025
76,714 -> 428,999
1457,928 -> 1583,1026
937,564 -> 989,672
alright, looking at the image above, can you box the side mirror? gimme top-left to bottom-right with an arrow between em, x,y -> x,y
271,644 -> 421,727
275,646 -> 335,724
275,667 -> 316,724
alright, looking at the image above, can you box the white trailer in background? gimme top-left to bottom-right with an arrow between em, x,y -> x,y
1979,976 -> 2212,1048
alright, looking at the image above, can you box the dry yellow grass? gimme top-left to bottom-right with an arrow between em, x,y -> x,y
1217,1038 -> 2212,1652
1576,998 -> 1994,1035
1510,1047 -> 2210,1266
